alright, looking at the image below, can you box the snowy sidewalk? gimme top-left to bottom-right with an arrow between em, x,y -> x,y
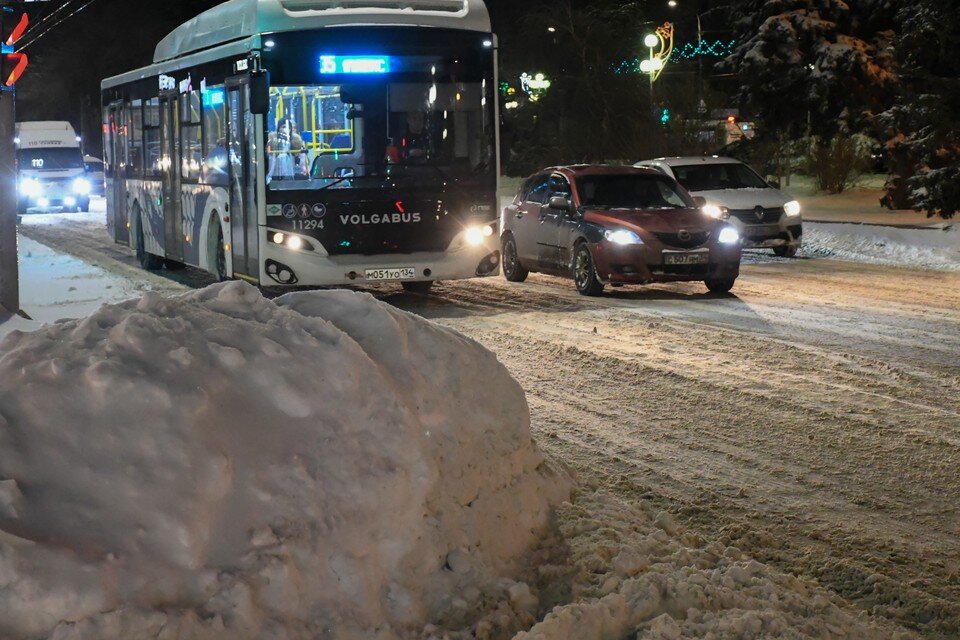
0,235 -> 150,338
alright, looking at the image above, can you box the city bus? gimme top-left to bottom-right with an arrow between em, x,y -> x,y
101,0 -> 500,291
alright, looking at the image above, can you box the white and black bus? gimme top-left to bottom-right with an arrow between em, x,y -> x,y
101,0 -> 500,291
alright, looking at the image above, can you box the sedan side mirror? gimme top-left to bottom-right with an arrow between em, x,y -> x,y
692,196 -> 707,207
548,195 -> 571,211
767,178 -> 781,189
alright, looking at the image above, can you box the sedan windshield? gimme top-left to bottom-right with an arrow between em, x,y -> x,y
577,174 -> 695,210
671,163 -> 768,191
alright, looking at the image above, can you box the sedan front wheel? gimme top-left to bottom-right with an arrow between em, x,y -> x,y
573,244 -> 604,296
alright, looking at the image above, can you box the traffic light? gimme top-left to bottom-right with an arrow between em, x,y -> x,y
1,7 -> 28,88
660,108 -> 670,126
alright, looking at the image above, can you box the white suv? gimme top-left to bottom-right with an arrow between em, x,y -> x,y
635,156 -> 802,257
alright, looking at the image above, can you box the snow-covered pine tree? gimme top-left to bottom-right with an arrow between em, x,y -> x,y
879,0 -> 959,218
720,0 -> 899,139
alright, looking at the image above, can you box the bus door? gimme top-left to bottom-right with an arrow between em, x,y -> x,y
107,102 -> 130,244
226,78 -> 259,280
159,93 -> 183,262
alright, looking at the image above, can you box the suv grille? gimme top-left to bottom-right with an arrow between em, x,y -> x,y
728,207 -> 785,224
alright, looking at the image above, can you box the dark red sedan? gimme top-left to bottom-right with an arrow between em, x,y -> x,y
500,165 -> 743,296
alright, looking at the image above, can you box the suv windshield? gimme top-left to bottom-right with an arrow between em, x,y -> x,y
671,162 -> 768,191
17,148 -> 83,171
578,174 -> 694,210
266,56 -> 494,192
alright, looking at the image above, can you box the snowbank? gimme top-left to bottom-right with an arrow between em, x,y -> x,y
802,222 -> 960,271
516,491 -> 908,640
0,282 -> 570,639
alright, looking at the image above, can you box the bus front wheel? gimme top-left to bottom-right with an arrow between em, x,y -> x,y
402,281 -> 434,294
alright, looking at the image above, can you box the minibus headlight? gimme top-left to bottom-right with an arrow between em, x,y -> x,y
73,178 -> 91,195
19,178 -> 41,197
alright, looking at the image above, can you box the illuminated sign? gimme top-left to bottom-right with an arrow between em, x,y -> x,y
203,89 -> 225,107
159,74 -> 176,91
320,55 -> 391,75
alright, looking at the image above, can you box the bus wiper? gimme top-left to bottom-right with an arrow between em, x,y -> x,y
317,176 -> 353,191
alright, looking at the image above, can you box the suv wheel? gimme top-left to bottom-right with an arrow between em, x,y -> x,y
502,235 -> 529,282
573,243 -> 604,296
774,245 -> 798,258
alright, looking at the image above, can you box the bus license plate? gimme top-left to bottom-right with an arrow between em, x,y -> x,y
663,252 -> 709,265
365,267 -> 417,281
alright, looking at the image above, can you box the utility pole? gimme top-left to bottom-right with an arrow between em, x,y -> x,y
0,0 -> 21,314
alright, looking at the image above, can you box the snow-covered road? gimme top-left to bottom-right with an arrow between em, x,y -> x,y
15,211 -> 960,637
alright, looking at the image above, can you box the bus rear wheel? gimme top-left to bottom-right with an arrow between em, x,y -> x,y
135,213 -> 164,271
402,281 -> 434,294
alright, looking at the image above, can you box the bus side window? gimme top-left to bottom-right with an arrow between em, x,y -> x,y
102,107 -> 113,179
202,87 -> 228,186
143,98 -> 161,179
181,91 -> 202,182
130,100 -> 144,177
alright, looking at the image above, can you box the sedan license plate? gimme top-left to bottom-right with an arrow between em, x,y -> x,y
663,251 -> 709,266
365,267 -> 417,281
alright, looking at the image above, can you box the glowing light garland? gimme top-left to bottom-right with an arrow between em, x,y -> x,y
613,38 -> 736,75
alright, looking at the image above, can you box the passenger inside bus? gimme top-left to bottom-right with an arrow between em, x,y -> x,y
267,118 -> 308,180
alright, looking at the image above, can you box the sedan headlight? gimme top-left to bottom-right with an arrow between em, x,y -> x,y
19,178 -> 41,197
718,226 -> 741,245
73,178 -> 91,195
604,229 -> 643,245
702,203 -> 728,219
784,200 -> 801,216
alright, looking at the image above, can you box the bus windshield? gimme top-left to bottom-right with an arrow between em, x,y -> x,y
17,148 -> 83,171
266,58 -> 495,191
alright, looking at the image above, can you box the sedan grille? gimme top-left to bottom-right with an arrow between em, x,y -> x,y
654,230 -> 710,249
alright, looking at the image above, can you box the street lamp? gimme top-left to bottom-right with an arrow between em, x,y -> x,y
643,33 -> 660,100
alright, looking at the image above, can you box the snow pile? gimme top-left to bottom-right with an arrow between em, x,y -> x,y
0,282 -> 570,639
802,222 -> 960,271
516,491 -> 907,640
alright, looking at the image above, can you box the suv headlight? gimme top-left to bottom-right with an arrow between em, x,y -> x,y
19,178 -> 41,197
73,178 -> 91,195
604,229 -> 643,245
718,226 -> 740,245
784,200 -> 801,216
702,203 -> 728,219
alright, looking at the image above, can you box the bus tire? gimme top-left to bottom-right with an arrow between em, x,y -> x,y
164,259 -> 186,271
213,223 -> 228,282
402,281 -> 434,294
134,208 -> 164,271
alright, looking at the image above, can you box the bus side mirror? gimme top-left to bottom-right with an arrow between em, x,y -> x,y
250,71 -> 270,115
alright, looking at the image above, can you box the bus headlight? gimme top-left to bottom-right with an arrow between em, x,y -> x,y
19,178 -> 41,197
784,200 -> 801,216
465,224 -> 495,246
73,178 -> 91,195
718,227 -> 740,245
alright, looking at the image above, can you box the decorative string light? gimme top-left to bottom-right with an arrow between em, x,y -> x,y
613,39 -> 736,75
